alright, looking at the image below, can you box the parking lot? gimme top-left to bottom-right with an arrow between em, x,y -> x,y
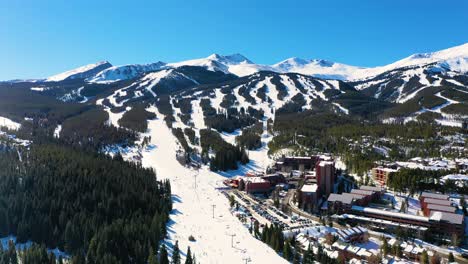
227,190 -> 319,231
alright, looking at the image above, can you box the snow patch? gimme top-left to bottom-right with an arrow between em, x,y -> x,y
0,116 -> 21,130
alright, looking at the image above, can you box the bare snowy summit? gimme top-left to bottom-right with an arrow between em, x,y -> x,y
44,42 -> 468,84
87,61 -> 167,83
46,61 -> 112,82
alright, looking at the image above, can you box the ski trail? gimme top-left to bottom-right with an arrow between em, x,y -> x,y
141,107 -> 287,264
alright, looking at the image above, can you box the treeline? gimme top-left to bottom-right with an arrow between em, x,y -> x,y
184,128 -> 196,145
200,99 -> 256,133
270,109 -> 462,175
259,224 -> 339,264
236,122 -> 262,150
387,168 -> 465,194
269,111 -> 354,154
60,108 -> 137,150
0,143 -> 172,263
173,97 -> 193,126
172,127 -> 191,152
155,95 -> 175,128
118,105 -> 156,132
260,224 -> 284,252
0,239 -> 201,264
200,129 -> 249,171
6,107 -> 138,152
276,93 -> 306,114
342,150 -> 384,176
0,83 -> 90,124
2,242 -> 64,264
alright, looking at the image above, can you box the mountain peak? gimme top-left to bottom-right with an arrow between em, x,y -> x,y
273,57 -> 310,71
223,53 -> 253,64
87,61 -> 167,83
206,53 -> 252,65
46,61 -> 113,82
310,59 -> 335,67
207,53 -> 222,60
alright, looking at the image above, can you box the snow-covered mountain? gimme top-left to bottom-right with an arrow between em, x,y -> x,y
270,43 -> 468,81
350,43 -> 468,81
87,54 -> 258,83
87,62 -> 166,83
46,61 -> 112,82
349,44 -> 468,104
272,58 -> 365,80
167,53 -> 268,77
43,42 -> 468,84
38,43 -> 467,124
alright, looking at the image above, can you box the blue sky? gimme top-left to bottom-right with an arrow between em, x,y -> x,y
1,0 -> 467,80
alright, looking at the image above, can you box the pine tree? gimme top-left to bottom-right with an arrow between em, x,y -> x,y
148,246 -> 158,264
185,246 -> 193,264
400,199 -> 407,213
448,252 -> 455,263
261,225 -> 268,242
302,244 -> 313,264
172,241 -> 181,264
293,244 -> 301,264
48,252 -> 56,264
240,147 -> 249,164
381,237 -> 389,256
461,195 -> 467,216
282,241 -> 292,261
159,244 -> 169,264
7,240 -> 17,264
420,250 -> 429,264
229,195 -> 235,208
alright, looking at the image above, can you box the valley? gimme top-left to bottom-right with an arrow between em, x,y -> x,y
0,43 -> 467,264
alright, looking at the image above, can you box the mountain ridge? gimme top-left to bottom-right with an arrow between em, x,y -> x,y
40,43 -> 468,83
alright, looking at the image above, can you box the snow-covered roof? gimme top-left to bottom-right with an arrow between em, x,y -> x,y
351,206 -> 429,222
442,174 -> 468,182
357,249 -> 372,257
426,204 -> 456,213
429,211 -> 464,225
283,225 -> 334,239
373,167 -> 398,173
301,184 -> 318,193
421,192 -> 449,200
359,185 -> 383,192
328,193 -> 354,204
285,156 -> 313,160
344,193 -> 366,199
244,177 -> 268,183
423,198 -> 453,206
336,226 -> 368,242
319,160 -> 334,167
411,246 -> 424,255
388,238 -> 397,246
404,245 -> 414,253
350,189 -> 374,196
332,241 -> 348,250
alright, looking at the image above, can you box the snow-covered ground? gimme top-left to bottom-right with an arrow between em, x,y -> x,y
0,236 -> 69,260
382,192 -> 421,216
141,107 -> 287,264
441,174 -> 468,187
0,116 -> 21,130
